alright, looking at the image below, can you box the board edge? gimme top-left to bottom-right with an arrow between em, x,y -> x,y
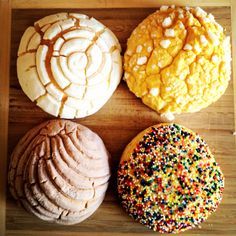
230,0 -> 236,138
0,0 -> 11,235
11,0 -> 231,9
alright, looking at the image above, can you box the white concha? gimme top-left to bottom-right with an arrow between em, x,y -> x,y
8,120 -> 110,225
68,13 -> 89,19
28,32 -> 41,51
18,26 -> 36,55
37,93 -> 61,117
46,83 -> 64,101
63,29 -> 95,41
36,45 -> 51,85
17,12 -> 122,118
35,13 -> 68,28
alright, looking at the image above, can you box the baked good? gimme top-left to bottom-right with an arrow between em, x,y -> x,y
124,6 -> 231,120
8,120 -> 110,224
117,123 -> 224,233
17,13 -> 122,118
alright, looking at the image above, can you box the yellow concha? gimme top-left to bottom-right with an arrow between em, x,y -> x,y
124,6 -> 231,119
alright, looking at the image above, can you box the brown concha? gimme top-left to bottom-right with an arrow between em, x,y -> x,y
8,119 -> 110,224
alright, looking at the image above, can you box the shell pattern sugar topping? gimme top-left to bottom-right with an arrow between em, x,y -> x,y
124,6 -> 231,118
17,13 -> 122,118
8,120 -> 110,224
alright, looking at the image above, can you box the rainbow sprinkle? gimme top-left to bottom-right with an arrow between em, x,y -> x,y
117,124 -> 224,233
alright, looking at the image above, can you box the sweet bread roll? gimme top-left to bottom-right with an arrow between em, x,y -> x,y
118,123 -> 224,233
17,13 -> 122,118
124,6 -> 231,120
8,120 -> 110,224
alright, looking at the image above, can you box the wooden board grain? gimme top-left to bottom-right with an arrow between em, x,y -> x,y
231,0 -> 236,138
0,0 -> 11,235
2,4 -> 236,236
11,0 -> 232,9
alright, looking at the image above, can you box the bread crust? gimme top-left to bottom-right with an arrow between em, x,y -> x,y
8,119 -> 110,224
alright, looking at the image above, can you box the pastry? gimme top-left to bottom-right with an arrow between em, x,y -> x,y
17,13 -> 122,118
124,6 -> 231,120
117,123 -> 224,233
8,120 -> 110,224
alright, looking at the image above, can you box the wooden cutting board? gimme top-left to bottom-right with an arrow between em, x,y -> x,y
1,0 -> 236,235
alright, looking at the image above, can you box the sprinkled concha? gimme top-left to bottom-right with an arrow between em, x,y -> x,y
8,120 -> 110,224
118,123 -> 224,233
17,13 -> 122,118
124,6 -> 231,120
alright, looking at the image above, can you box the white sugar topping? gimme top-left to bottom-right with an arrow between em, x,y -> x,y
200,35 -> 208,45
136,45 -> 143,53
137,56 -> 147,65
178,13 -> 184,19
183,44 -> 192,50
162,17 -> 172,27
147,46 -> 152,52
195,7 -> 207,17
160,5 -> 169,12
207,30 -> 219,46
165,28 -> 175,37
165,87 -> 171,91
160,39 -> 171,48
211,55 -> 219,63
179,21 -> 185,29
158,62 -> 163,68
149,87 -> 159,96
208,13 -> 215,21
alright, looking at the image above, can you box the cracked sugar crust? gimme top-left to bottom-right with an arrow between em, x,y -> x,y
17,13 -> 122,118
124,6 -> 231,116
8,120 -> 110,225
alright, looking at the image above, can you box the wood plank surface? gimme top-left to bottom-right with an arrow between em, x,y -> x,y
231,1 -> 236,136
5,5 -> 236,236
0,0 -> 11,236
11,0 -> 231,9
